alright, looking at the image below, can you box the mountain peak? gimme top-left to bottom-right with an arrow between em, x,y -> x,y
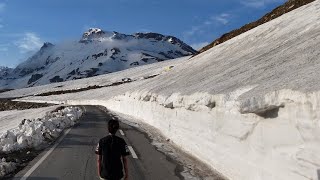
81,28 -> 112,41
40,42 -> 54,50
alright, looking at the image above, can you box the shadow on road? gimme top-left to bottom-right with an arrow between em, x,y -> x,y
317,169 -> 320,180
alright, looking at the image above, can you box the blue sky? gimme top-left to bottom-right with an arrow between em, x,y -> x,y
0,0 -> 285,68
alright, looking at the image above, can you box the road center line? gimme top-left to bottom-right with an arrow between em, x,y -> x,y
128,146 -> 138,159
119,129 -> 125,136
20,128 -> 73,180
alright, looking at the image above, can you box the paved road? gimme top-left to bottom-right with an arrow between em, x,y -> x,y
13,106 -> 182,180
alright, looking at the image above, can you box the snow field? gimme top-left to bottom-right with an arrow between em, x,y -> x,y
0,106 -> 83,177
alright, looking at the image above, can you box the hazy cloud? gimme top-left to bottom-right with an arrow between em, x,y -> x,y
15,33 -> 43,53
184,13 -> 231,38
0,3 -> 5,28
0,47 -> 8,52
0,3 -> 6,13
191,42 -> 209,50
241,0 -> 286,8
212,13 -> 231,25
185,26 -> 201,37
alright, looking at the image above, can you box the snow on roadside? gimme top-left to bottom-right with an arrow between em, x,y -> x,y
0,158 -> 16,177
0,106 -> 60,134
0,106 -> 83,178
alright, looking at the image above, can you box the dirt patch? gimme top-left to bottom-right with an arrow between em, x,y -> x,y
199,0 -> 316,53
0,99 -> 53,112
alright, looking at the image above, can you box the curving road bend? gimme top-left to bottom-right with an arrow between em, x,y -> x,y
13,106 -> 182,180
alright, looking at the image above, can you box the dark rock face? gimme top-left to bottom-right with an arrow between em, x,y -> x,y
130,62 -> 139,66
19,69 -> 35,77
134,32 -> 165,41
28,74 -> 43,85
41,42 -> 54,50
85,68 -> 99,77
0,67 -> 13,77
49,76 -> 64,83
159,52 -> 173,59
199,0 -> 316,53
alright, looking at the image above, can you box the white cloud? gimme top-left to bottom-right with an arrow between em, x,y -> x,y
212,13 -> 231,25
191,42 -> 209,50
241,0 -> 286,8
15,33 -> 43,53
185,26 -> 201,36
184,13 -> 232,39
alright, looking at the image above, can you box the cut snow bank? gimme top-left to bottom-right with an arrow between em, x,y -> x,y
0,106 -> 82,178
23,89 -> 320,180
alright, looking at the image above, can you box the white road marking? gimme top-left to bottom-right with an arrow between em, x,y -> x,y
20,128 -> 73,180
128,146 -> 138,159
119,129 -> 125,136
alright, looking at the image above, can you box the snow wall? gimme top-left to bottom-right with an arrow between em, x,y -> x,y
26,89 -> 320,180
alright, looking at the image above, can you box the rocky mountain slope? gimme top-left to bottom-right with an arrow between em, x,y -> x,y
0,66 -> 13,79
0,28 -> 196,89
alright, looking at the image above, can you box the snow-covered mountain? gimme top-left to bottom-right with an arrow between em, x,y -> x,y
0,28 -> 196,89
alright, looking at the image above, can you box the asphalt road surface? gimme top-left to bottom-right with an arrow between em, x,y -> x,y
13,106 -> 183,180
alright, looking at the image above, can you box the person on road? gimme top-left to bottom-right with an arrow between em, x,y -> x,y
95,119 -> 130,180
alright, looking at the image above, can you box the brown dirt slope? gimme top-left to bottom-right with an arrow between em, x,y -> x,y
199,0 -> 316,53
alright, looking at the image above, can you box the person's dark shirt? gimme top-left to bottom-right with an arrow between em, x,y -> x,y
95,134 -> 130,179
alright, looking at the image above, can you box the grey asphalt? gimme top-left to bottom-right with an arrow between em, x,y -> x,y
13,106 -> 182,180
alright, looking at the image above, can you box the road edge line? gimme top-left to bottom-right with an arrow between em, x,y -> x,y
19,128 -> 72,180
128,146 -> 138,159
19,105 -> 86,180
119,129 -> 125,136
